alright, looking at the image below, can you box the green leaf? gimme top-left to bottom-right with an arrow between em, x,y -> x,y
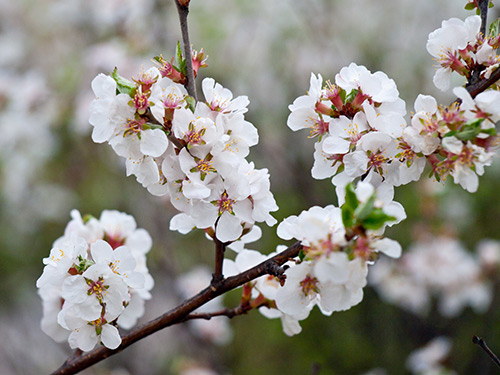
361,209 -> 396,230
111,68 -> 135,97
489,18 -> 500,37
480,127 -> 497,136
298,249 -> 306,262
185,95 -> 196,112
175,41 -> 187,75
443,130 -> 457,138
455,118 -> 483,141
344,183 -> 359,211
354,194 -> 376,221
465,2 -> 476,10
341,205 -> 355,228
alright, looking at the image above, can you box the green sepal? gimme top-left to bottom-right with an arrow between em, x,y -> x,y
345,89 -> 359,103
82,214 -> 95,224
489,18 -> 500,37
361,209 -> 396,230
185,95 -> 196,112
298,249 -> 306,262
111,68 -> 135,97
75,255 -> 94,273
339,88 -> 346,103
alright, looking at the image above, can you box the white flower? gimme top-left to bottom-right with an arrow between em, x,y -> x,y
335,63 -> 400,103
59,305 -> 122,351
202,77 -> 249,115
89,74 -> 119,143
277,205 -> 345,247
426,16 -> 481,91
91,240 -> 145,289
109,95 -> 169,159
287,73 -> 328,136
61,263 -> 129,321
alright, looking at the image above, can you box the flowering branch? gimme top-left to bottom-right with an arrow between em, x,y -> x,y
174,0 -> 198,101
50,241 -> 302,375
466,65 -> 500,97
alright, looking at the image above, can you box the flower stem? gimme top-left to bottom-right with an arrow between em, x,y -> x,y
174,0 -> 198,101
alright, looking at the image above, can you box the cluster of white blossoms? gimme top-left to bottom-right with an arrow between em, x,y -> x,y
403,87 -> 500,192
289,29 -> 500,194
369,236 -> 499,317
226,181 -> 406,335
427,15 -> 500,91
36,210 -> 154,351
89,62 -> 278,243
288,63 -> 424,190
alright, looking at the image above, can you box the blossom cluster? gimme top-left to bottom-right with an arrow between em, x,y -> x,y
289,15 -> 500,194
89,59 -> 278,243
427,15 -> 500,91
36,210 -> 154,351
226,181 -> 406,335
369,236 -> 499,317
288,63 -> 426,190
404,88 -> 500,192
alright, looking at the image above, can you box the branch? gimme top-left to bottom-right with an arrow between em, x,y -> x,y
174,0 -> 198,101
473,336 -> 500,368
478,0 -> 489,36
465,65 -> 500,98
184,304 -> 251,321
212,237 -> 226,286
51,241 -> 302,375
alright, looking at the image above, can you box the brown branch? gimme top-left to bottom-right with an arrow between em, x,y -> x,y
184,304 -> 251,321
465,65 -> 500,98
478,0 -> 489,36
51,241 -> 302,375
212,236 -> 226,286
473,336 -> 500,368
174,0 -> 198,101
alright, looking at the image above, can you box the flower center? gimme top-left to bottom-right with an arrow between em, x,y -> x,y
300,275 -> 319,296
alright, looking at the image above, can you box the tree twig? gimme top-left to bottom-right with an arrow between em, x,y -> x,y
184,304 -> 251,321
174,0 -> 198,101
473,336 -> 500,368
50,241 -> 302,375
478,0 -> 489,36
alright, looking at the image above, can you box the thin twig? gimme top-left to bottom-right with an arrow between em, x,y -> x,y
184,304 -> 251,321
174,0 -> 198,101
50,241 -> 302,375
473,336 -> 500,368
478,0 -> 489,36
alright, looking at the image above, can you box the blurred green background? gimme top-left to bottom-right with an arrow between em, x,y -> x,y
1,0 -> 500,374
